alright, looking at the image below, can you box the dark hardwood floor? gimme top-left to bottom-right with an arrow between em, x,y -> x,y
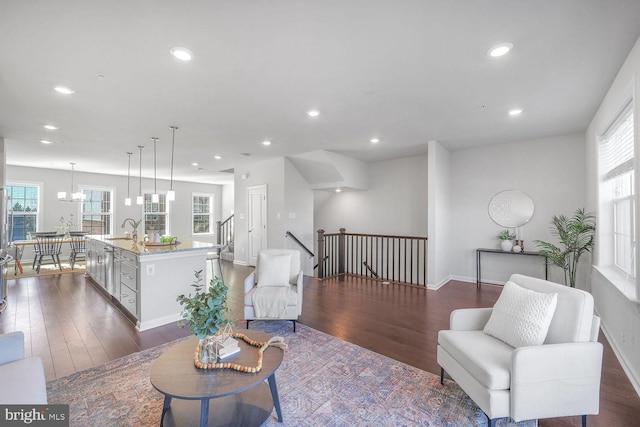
1,264 -> 638,426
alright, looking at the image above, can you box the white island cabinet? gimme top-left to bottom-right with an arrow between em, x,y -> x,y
86,235 -> 212,331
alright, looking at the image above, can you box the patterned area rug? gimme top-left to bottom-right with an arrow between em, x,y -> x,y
47,322 -> 535,426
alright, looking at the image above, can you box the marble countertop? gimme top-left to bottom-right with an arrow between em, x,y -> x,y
87,235 -> 216,256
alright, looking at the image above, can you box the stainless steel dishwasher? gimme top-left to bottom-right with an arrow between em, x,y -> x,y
103,246 -> 115,296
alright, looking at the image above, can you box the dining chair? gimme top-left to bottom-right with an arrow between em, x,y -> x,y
68,231 -> 88,269
34,234 -> 64,273
30,232 -> 58,270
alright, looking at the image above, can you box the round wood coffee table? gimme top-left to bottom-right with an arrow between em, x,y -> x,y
150,329 -> 284,427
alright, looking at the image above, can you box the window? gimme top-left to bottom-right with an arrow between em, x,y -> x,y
143,193 -> 168,235
599,102 -> 635,280
192,193 -> 214,235
81,188 -> 113,235
6,183 -> 40,241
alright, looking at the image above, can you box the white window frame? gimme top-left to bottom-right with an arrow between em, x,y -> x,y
596,97 -> 638,301
192,192 -> 214,236
80,186 -> 114,235
142,192 -> 170,236
5,181 -> 42,241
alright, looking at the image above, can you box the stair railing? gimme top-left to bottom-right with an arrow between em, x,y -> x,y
216,214 -> 234,253
317,228 -> 428,286
285,231 -> 314,257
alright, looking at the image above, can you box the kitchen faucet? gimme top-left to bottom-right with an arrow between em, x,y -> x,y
121,218 -> 141,242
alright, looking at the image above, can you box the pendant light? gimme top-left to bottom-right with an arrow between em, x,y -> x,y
151,137 -> 159,203
167,126 -> 178,201
124,152 -> 133,206
58,162 -> 86,202
136,145 -> 144,205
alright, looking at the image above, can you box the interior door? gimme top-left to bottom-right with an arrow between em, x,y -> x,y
247,184 -> 267,266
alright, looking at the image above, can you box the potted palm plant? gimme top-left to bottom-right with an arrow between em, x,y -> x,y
534,208 -> 596,288
177,270 -> 232,364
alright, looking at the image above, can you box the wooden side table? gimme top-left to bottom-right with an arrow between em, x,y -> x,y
476,248 -> 548,288
150,329 -> 284,427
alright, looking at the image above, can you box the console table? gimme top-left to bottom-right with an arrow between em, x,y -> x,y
476,248 -> 548,288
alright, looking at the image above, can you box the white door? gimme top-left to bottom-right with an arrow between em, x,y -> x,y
247,184 -> 267,266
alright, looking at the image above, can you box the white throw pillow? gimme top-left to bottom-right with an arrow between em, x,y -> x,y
257,253 -> 291,287
483,280 -> 558,348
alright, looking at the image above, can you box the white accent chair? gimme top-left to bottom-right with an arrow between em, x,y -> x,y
437,274 -> 603,427
244,249 -> 303,331
0,331 -> 48,404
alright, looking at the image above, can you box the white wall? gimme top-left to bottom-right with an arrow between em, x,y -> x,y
221,183 -> 234,220
448,133 -> 586,285
233,158 -> 286,265
427,141 -> 453,288
6,165 -> 223,246
284,160 -> 314,274
585,35 -> 640,393
233,157 -> 315,273
314,154 -> 428,236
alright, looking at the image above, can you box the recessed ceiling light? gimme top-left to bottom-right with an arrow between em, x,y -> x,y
335,188 -> 342,193
262,140 -> 271,146
53,85 -> 75,95
307,110 -> 320,117
370,138 -> 380,143
191,162 -> 199,166
43,125 -> 58,130
488,42 -> 513,57
214,155 -> 222,160
40,140 -> 53,144
508,108 -> 523,116
170,47 -> 193,61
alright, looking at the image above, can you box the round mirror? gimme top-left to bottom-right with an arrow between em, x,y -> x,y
488,190 -> 535,228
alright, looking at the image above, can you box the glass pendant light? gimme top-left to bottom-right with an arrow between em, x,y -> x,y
125,152 -> 133,206
151,137 -> 159,203
167,126 -> 178,201
136,145 -> 144,205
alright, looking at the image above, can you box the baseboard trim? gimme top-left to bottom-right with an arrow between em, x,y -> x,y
428,275 -> 453,290
137,313 -> 182,332
233,260 -> 248,266
599,320 -> 640,396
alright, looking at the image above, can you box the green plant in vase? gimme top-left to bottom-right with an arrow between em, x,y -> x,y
534,208 -> 596,288
177,270 -> 232,363
497,229 -> 516,251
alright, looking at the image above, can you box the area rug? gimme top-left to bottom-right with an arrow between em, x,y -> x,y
9,260 -> 86,279
47,322 -> 535,426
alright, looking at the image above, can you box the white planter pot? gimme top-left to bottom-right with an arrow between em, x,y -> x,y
500,240 -> 513,252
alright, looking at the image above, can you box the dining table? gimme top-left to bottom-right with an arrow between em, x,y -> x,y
10,236 -> 85,275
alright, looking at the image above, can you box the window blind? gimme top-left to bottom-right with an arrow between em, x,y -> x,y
602,102 -> 634,181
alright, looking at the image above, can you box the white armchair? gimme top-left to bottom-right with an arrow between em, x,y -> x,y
244,249 -> 303,331
0,331 -> 48,404
437,274 -> 603,427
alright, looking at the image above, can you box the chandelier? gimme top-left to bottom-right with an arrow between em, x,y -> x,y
57,162 -> 86,202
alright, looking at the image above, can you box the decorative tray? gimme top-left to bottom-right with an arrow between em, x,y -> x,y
145,240 -> 179,246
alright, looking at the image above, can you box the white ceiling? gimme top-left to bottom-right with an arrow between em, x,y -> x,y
1,1 -> 640,185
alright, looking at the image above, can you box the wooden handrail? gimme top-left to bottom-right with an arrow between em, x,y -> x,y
324,231 -> 427,240
285,231 -> 314,257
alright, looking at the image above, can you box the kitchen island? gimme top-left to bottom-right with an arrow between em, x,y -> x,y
85,235 -> 214,331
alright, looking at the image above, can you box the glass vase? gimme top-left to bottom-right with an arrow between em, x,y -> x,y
197,336 -> 219,364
